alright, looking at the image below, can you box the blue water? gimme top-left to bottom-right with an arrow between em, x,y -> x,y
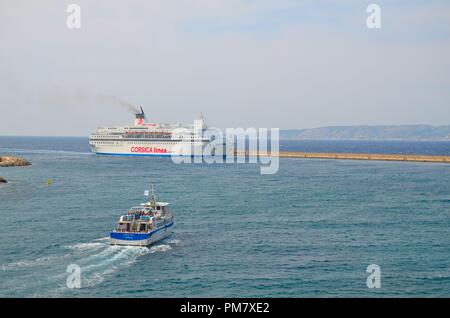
1,137 -> 450,297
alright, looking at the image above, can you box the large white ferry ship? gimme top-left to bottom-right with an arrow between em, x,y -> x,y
89,107 -> 213,156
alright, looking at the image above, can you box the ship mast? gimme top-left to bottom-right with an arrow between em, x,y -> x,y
150,184 -> 157,211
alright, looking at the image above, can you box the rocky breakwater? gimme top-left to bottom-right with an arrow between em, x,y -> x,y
0,156 -> 31,167
0,156 -> 31,183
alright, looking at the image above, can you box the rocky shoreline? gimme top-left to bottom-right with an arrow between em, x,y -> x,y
0,156 -> 31,167
0,156 -> 31,183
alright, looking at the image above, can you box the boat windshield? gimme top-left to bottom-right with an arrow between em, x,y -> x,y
128,207 -> 151,213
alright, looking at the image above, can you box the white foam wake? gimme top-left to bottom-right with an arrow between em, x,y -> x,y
148,244 -> 172,253
166,238 -> 182,245
65,242 -> 105,251
80,246 -> 151,287
94,236 -> 110,242
1,254 -> 72,270
3,238 -> 177,296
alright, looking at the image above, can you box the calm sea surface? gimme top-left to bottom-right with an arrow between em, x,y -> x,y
0,137 -> 449,297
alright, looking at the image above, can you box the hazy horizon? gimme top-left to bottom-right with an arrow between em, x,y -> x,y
1,0 -> 450,136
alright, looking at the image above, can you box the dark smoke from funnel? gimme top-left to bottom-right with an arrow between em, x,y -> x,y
41,87 -> 140,114
95,94 -> 140,114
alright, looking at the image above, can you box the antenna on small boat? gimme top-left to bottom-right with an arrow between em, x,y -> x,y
151,184 -> 157,210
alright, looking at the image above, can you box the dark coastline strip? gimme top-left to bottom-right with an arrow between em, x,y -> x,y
236,151 -> 450,164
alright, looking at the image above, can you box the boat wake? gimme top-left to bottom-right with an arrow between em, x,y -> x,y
94,236 -> 110,241
1,236 -> 179,297
76,245 -> 152,288
1,254 -> 73,270
57,241 -> 174,291
65,242 -> 105,251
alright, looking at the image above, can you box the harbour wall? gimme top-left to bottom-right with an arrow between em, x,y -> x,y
236,151 -> 450,164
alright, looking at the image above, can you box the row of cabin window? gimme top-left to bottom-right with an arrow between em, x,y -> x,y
94,141 -> 200,144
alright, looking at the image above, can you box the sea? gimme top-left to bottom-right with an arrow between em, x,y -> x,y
0,136 -> 449,297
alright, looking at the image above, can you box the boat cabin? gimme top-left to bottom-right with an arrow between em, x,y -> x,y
115,202 -> 171,233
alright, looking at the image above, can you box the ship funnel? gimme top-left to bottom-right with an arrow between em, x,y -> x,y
135,106 -> 146,126
198,112 -> 207,129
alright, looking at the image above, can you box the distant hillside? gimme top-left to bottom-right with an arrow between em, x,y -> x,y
281,125 -> 450,141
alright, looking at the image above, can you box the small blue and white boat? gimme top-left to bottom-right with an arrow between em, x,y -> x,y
110,187 -> 175,246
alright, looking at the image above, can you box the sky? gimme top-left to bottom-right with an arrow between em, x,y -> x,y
0,0 -> 450,136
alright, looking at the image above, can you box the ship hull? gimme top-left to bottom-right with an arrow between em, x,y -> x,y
110,221 -> 174,246
89,140 -> 227,157
96,152 -> 172,157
